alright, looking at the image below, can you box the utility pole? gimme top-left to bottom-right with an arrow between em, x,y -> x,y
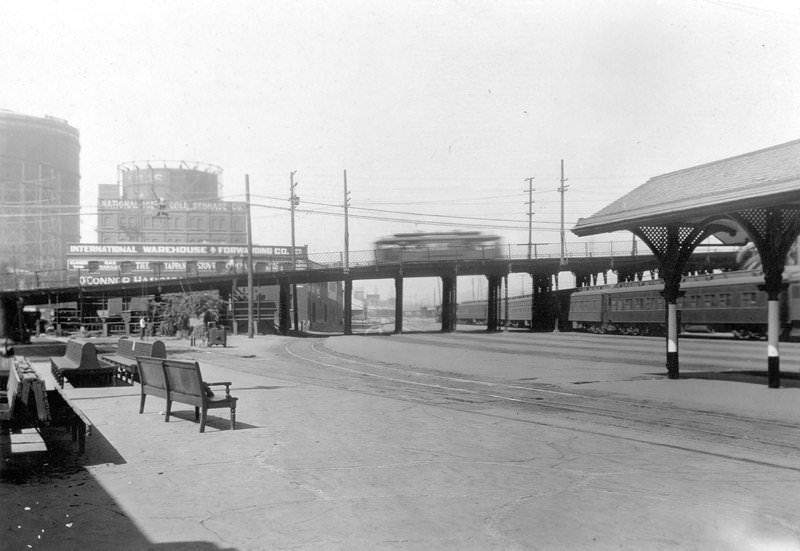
289,171 -> 299,331
343,169 -> 350,271
558,159 -> 569,265
524,176 -> 535,260
245,174 -> 254,338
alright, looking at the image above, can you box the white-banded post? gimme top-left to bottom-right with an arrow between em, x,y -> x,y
760,270 -> 786,388
728,207 -> 800,388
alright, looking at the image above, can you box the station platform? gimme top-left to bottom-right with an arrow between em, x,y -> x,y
3,333 -> 800,550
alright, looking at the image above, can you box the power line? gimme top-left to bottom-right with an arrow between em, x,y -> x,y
251,194 -> 526,223
249,202 -> 571,231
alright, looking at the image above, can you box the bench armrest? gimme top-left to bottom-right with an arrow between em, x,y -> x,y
206,381 -> 232,397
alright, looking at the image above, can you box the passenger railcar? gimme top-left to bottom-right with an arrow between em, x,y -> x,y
454,269 -> 800,339
457,294 -> 534,328
568,269 -> 800,339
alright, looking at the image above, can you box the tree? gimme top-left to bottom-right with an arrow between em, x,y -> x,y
156,293 -> 225,336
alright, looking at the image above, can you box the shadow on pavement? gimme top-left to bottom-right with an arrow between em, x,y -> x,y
680,370 -> 800,387
165,409 -> 259,431
1,433 -> 236,550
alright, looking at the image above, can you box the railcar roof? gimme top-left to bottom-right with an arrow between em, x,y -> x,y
572,270 -> 774,295
572,138 -> 800,240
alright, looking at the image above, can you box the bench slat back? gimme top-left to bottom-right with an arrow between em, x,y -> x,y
117,339 -> 134,357
118,338 -> 166,359
65,340 -> 101,370
162,359 -> 204,398
137,356 -> 167,391
142,340 -> 166,359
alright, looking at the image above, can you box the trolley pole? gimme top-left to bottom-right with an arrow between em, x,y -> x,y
245,175 -> 255,338
344,169 -> 350,271
525,176 -> 535,260
290,171 -> 299,331
558,159 -> 569,265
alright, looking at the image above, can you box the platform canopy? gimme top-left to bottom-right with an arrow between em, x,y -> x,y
572,138 -> 800,245
572,138 -> 800,387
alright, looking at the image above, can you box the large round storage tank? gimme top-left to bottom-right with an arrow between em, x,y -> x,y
118,161 -> 222,202
0,111 -> 80,273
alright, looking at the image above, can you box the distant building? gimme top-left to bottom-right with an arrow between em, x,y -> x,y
65,159 -> 343,333
97,161 -> 246,243
0,111 -> 80,273
75,160 -> 307,282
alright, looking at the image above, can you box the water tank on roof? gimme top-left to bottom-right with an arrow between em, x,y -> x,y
118,160 -> 222,201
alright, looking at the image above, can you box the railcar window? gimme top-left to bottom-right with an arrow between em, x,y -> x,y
741,291 -> 758,306
686,295 -> 697,308
703,294 -> 714,307
634,298 -> 643,310
646,297 -> 654,309
793,286 -> 800,299
611,299 -> 619,311
623,299 -> 631,310
718,293 -> 731,307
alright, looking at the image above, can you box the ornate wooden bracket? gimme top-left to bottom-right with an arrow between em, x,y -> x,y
729,207 -> 800,299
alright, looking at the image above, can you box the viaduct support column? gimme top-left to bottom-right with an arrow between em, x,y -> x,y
531,273 -> 553,331
486,274 -> 502,332
440,274 -> 457,332
278,282 -> 291,335
344,278 -> 353,336
394,277 -> 403,334
0,296 -> 24,348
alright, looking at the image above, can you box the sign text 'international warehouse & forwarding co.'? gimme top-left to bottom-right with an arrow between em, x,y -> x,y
68,243 -> 306,257
66,243 -> 309,286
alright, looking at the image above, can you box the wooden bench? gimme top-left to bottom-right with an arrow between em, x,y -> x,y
1,356 -> 50,451
101,338 -> 166,383
136,357 -> 237,432
50,340 -> 115,388
137,356 -> 168,415
47,385 -> 93,454
0,356 -> 22,426
2,356 -> 91,454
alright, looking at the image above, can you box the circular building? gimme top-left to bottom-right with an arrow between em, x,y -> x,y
0,111 -> 81,273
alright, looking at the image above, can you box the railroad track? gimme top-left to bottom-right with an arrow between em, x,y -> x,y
199,336 -> 800,472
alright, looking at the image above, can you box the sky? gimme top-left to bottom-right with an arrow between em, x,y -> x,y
3,0 -> 800,267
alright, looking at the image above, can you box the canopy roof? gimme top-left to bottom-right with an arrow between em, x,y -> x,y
572,138 -> 800,242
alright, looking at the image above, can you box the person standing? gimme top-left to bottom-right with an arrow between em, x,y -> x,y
139,316 -> 147,340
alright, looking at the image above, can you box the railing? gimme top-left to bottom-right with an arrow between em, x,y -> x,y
305,240 -> 735,267
0,240 -> 737,292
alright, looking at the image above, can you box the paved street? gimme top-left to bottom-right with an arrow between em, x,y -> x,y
3,330 -> 800,550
